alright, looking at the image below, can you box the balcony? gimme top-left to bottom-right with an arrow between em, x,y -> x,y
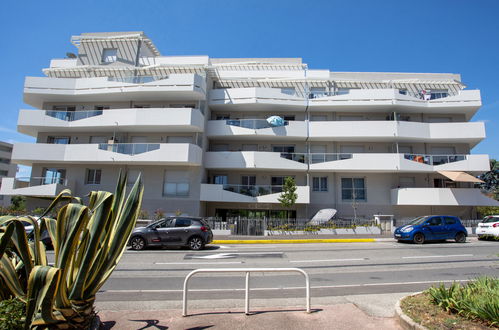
204,152 -> 308,171
200,184 -> 310,204
308,153 -> 489,172
0,177 -> 68,197
206,119 -> 307,140
24,74 -> 206,108
209,88 -> 306,111
309,89 -> 481,117
17,108 -> 204,136
11,143 -> 202,166
209,88 -> 481,118
391,188 -> 499,206
309,121 -> 485,146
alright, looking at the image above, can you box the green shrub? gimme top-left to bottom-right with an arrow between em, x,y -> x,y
0,298 -> 25,330
427,277 -> 499,326
31,207 -> 45,215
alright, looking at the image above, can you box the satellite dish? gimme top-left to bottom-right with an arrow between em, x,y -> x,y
66,52 -> 77,58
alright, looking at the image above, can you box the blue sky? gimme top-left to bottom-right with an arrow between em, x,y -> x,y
1,0 -> 498,177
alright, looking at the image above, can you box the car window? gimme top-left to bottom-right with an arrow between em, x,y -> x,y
426,217 -> 442,226
175,218 -> 192,227
407,216 -> 430,225
444,217 -> 456,225
483,216 -> 499,223
163,219 -> 174,228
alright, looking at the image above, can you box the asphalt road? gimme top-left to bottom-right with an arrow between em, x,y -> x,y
90,238 -> 499,308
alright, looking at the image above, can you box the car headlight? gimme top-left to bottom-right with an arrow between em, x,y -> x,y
401,226 -> 414,233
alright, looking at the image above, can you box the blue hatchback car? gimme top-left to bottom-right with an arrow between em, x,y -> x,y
394,215 -> 467,244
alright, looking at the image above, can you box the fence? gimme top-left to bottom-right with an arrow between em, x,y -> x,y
393,218 -> 483,228
205,217 -> 377,236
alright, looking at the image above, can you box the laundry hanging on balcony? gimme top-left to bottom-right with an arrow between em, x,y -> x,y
266,115 -> 285,127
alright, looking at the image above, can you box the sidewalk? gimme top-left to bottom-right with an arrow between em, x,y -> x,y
98,303 -> 402,330
213,234 -> 395,244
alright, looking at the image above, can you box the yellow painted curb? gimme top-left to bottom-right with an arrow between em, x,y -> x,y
212,238 -> 375,244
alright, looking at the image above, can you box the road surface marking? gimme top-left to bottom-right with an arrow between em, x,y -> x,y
154,261 -> 243,265
290,258 -> 368,263
99,279 -> 471,294
402,254 -> 473,259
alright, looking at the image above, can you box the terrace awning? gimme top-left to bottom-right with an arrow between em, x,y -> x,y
437,171 -> 484,183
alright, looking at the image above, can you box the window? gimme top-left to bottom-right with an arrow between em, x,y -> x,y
215,114 -> 230,120
280,87 -> 296,95
86,169 -> 101,185
313,177 -> 328,192
0,158 -> 9,164
94,105 -> 110,110
213,175 -> 228,185
430,90 -> 448,100
47,136 -> 70,144
101,48 -> 118,63
283,115 -> 295,121
43,168 -> 66,185
241,175 -> 256,186
0,170 -> 8,176
272,145 -> 295,153
242,144 -> 258,151
311,115 -> 327,121
399,89 -> 407,95
341,178 -> 366,201
163,171 -> 189,197
337,88 -> 351,95
211,144 -> 229,151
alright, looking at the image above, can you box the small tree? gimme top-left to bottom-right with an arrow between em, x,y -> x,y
478,159 -> 498,200
278,177 -> 298,219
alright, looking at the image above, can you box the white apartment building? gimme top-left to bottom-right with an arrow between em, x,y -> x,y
1,31 -> 497,220
0,141 -> 17,207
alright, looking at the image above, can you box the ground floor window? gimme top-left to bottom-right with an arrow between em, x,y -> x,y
85,169 -> 101,185
312,177 -> 328,192
215,209 -> 296,220
341,178 -> 366,201
163,170 -> 190,197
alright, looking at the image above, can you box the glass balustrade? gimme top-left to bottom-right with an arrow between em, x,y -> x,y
226,119 -> 289,129
404,154 -> 466,165
98,143 -> 160,155
13,177 -> 66,189
45,110 -> 103,121
222,184 -> 283,197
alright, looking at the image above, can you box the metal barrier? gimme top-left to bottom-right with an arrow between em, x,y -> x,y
182,268 -> 311,316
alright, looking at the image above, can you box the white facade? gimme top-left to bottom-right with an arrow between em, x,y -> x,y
0,142 -> 17,207
1,31 -> 497,220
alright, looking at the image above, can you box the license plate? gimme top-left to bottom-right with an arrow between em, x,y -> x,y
395,234 -> 401,237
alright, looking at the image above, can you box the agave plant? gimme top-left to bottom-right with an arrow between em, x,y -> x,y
0,172 -> 143,328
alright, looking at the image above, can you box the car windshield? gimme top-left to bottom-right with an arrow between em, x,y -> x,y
482,216 -> 499,223
406,216 -> 431,225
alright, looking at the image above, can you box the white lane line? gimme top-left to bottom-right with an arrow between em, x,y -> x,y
99,279 -> 472,294
402,254 -> 473,259
290,258 -> 368,263
154,262 -> 243,265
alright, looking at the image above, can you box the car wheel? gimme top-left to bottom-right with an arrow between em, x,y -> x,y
455,232 -> 466,243
130,236 -> 146,250
477,235 -> 484,241
413,233 -> 425,244
188,237 -> 204,250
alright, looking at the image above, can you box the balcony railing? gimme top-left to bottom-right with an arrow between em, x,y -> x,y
226,119 -> 289,129
309,153 -> 353,163
278,153 -> 354,164
13,176 -> 66,189
404,154 -> 466,165
279,153 -> 308,163
223,184 -> 283,197
98,143 -> 160,155
107,75 -> 168,84
45,110 -> 103,121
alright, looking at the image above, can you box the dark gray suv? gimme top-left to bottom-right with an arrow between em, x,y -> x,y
129,217 -> 213,250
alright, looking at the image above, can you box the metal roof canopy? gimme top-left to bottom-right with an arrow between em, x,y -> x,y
437,171 -> 484,183
70,32 -> 160,56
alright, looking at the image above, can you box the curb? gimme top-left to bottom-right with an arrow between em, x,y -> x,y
395,292 -> 428,330
212,238 -> 376,244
